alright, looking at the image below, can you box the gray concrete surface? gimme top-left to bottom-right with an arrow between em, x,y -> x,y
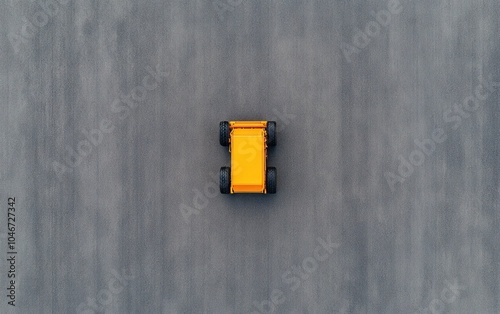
1,0 -> 499,313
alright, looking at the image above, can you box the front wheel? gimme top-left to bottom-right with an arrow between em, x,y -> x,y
219,121 -> 230,146
266,121 -> 276,146
266,167 -> 277,194
220,167 -> 231,194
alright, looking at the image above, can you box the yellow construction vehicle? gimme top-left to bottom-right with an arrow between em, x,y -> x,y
219,121 -> 277,194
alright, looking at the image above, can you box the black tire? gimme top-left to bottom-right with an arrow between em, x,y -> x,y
219,121 -> 230,146
266,121 -> 276,147
220,167 -> 231,194
266,167 -> 277,194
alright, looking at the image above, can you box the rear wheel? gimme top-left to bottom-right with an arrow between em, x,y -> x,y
266,167 -> 277,194
266,121 -> 276,146
219,121 -> 230,146
220,167 -> 231,194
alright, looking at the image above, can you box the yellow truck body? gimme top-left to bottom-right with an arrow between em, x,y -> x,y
230,122 -> 267,193
219,120 -> 277,194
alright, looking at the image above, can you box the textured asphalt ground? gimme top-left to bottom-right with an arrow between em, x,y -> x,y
1,0 -> 499,313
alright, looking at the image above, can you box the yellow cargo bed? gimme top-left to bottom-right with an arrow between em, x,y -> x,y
230,127 -> 266,193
